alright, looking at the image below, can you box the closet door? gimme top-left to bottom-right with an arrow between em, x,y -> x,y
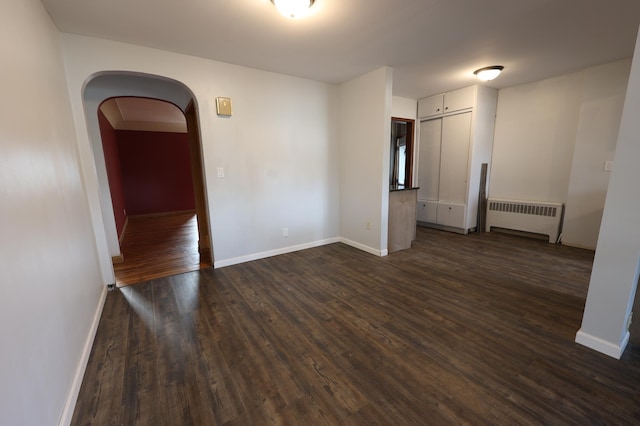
439,112 -> 471,204
417,118 -> 442,202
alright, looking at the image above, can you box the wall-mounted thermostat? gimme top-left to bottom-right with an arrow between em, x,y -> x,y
216,97 -> 232,116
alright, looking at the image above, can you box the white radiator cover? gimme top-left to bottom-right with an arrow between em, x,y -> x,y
486,198 -> 564,243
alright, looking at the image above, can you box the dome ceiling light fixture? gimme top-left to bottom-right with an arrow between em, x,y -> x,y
474,65 -> 504,81
271,0 -> 315,18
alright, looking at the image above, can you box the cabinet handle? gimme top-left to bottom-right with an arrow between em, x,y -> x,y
445,106 -> 449,110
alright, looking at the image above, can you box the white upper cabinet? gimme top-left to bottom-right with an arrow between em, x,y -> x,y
443,86 -> 474,114
418,86 -> 475,119
417,94 -> 444,119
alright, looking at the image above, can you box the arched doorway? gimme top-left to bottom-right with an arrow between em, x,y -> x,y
82,72 -> 212,286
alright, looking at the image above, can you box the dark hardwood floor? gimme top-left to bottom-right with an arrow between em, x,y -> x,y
73,227 -> 640,425
114,213 -> 211,287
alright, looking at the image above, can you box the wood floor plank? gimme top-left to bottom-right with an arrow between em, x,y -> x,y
114,213 -> 211,286
72,227 -> 640,425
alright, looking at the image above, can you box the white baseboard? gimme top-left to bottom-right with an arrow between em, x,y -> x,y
339,237 -> 387,257
214,237 -> 341,268
59,285 -> 108,426
575,329 -> 629,359
213,236 -> 389,269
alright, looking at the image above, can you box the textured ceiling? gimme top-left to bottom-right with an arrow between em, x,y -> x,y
42,0 -> 640,98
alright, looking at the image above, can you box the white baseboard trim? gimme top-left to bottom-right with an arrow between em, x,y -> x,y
214,237 -> 341,268
213,236 -> 390,269
59,285 -> 108,426
339,238 -> 387,257
575,329 -> 629,359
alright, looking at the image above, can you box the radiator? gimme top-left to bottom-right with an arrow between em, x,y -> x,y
486,198 -> 563,243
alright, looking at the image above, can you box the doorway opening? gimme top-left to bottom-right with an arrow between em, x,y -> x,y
83,72 -> 212,287
390,117 -> 415,189
97,96 -> 211,286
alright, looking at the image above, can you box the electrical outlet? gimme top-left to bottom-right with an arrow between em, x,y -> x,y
283,228 -> 288,238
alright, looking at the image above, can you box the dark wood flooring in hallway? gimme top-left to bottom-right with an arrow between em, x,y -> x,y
114,213 -> 211,287
73,227 -> 640,425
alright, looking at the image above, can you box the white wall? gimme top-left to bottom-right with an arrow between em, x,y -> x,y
563,59 -> 631,249
490,72 -> 583,203
61,34 -> 341,269
0,1 -> 105,425
338,68 -> 393,255
490,61 -> 631,249
392,96 -> 417,120
468,86 -> 499,230
576,28 -> 640,359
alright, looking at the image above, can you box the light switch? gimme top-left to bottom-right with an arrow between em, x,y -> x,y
217,167 -> 225,178
604,161 -> 613,171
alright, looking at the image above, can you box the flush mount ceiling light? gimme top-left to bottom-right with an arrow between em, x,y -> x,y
474,66 -> 504,81
271,0 -> 315,18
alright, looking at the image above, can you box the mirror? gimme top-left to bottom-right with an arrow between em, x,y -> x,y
390,118 -> 415,189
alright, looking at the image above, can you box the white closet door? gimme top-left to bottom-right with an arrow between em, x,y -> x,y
439,112 -> 471,204
417,119 -> 442,201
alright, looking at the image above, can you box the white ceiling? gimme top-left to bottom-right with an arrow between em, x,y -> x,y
42,0 -> 640,99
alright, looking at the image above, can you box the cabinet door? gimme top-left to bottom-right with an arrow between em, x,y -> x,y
439,112 -> 471,204
418,94 -> 444,119
417,119 -> 442,201
437,203 -> 466,228
417,200 -> 438,223
443,86 -> 475,114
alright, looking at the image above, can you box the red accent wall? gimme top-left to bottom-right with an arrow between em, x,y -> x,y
98,110 -> 128,239
116,130 -> 195,215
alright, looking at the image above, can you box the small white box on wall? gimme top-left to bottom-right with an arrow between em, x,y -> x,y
216,97 -> 232,116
